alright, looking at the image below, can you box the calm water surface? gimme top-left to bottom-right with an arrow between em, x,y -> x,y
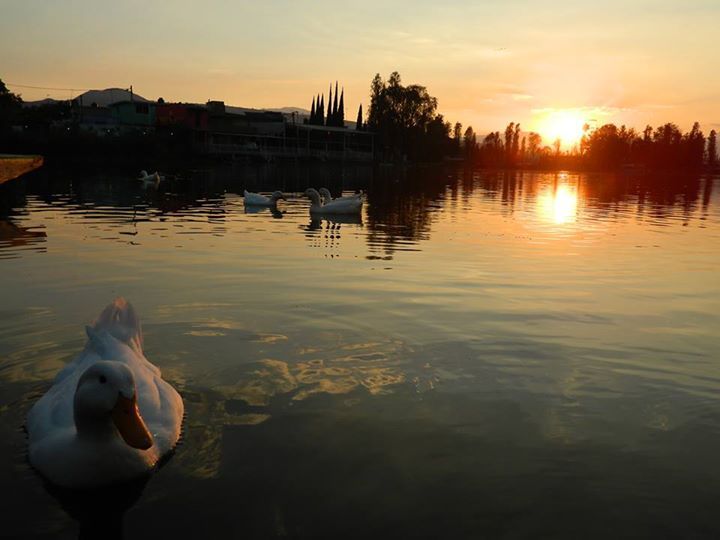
1,164 -> 718,538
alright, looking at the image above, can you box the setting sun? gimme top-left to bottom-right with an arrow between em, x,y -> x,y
535,110 -> 587,149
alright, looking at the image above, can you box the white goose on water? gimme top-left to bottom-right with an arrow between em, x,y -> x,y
138,170 -> 162,185
26,298 -> 184,488
318,187 -> 364,206
243,190 -> 286,206
305,188 -> 362,215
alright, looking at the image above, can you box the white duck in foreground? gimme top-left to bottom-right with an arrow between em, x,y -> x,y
319,187 -> 363,206
243,190 -> 286,206
305,188 -> 362,215
26,298 -> 184,488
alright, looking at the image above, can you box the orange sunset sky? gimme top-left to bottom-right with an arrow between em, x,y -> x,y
2,0 -> 718,145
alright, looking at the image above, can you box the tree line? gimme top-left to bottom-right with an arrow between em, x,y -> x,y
363,72 -> 718,169
456,121 -> 718,170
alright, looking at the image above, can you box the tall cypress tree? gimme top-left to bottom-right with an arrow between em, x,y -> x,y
332,81 -> 339,126
310,96 -> 316,125
319,94 -> 325,125
326,85 -> 333,126
356,104 -> 363,131
338,88 -> 345,127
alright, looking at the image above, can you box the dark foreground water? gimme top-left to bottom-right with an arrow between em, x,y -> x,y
0,163 -> 718,539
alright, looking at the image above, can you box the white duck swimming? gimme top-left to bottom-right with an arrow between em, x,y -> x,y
138,170 -> 162,186
318,187 -> 363,206
26,298 -> 184,488
243,190 -> 285,206
305,188 -> 362,215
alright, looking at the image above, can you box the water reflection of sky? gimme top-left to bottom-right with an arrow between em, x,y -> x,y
1,165 -> 719,538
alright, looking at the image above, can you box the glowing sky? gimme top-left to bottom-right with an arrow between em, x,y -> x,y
2,0 -> 719,141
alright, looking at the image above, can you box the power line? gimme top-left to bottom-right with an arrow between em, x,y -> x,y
5,82 -> 94,92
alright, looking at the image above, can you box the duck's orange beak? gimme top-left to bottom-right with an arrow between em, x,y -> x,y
112,394 -> 153,450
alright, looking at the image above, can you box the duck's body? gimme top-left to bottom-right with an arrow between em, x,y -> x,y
138,170 -> 162,186
305,188 -> 362,215
26,298 -> 183,488
318,188 -> 363,206
243,190 -> 285,206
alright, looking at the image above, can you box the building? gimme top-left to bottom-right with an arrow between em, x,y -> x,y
156,102 -> 208,131
108,101 -> 156,132
205,101 -> 373,161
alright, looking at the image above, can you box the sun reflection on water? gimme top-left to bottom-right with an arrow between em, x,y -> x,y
538,181 -> 578,224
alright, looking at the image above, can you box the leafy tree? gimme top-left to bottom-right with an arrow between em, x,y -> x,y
504,122 -> 515,163
366,71 -> 449,161
527,132 -> 542,160
682,121 -> 705,168
0,78 -> 22,132
463,126 -> 476,157
553,138 -> 561,156
453,122 -> 462,152
708,130 -> 717,166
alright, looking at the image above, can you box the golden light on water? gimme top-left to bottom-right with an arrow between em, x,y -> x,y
539,182 -> 578,224
535,110 -> 586,148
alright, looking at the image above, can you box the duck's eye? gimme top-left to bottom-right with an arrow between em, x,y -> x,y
99,375 -> 107,384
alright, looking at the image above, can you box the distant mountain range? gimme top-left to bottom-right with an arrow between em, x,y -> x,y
23,88 -> 148,108
22,88 -> 311,118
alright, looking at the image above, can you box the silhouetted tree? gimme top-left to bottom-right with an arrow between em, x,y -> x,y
356,104 -> 363,130
708,130 -> 717,166
318,94 -> 325,126
338,87 -> 345,127
682,121 -> 705,168
512,123 -> 520,164
310,96 -> 316,124
366,71 -> 449,161
527,132 -> 542,161
478,131 -> 504,167
332,81 -> 339,126
553,138 -> 561,156
463,126 -> 476,158
520,136 -> 526,162
453,122 -> 462,154
504,122 -> 515,164
0,78 -> 22,133
326,85 -> 333,126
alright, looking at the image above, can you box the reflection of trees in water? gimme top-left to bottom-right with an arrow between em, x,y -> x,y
459,168 -> 716,221
365,167 -> 448,256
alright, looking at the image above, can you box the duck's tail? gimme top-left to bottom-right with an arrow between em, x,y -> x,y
91,297 -> 144,353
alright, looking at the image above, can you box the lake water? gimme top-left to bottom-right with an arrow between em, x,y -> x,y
1,163 -> 718,539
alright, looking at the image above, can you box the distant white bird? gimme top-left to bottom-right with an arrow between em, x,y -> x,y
243,190 -> 285,206
305,188 -> 362,215
26,298 -> 184,488
318,187 -> 364,206
138,170 -> 162,186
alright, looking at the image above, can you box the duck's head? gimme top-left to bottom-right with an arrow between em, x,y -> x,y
319,188 -> 332,204
139,170 -> 148,177
270,191 -> 286,202
74,361 -> 153,450
304,188 -> 321,205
